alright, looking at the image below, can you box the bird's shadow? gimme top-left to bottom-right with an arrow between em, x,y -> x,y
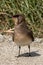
16,51 -> 41,57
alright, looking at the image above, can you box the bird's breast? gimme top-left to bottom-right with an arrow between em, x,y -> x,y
14,29 -> 32,46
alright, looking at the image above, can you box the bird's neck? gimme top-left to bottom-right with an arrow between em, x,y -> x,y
15,22 -> 26,29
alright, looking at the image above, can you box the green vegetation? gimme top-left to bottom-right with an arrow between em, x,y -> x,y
0,0 -> 43,37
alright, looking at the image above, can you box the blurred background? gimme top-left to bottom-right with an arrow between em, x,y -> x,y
0,0 -> 43,37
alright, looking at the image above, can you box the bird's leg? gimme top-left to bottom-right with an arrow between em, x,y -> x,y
18,46 -> 21,56
28,45 -> 31,56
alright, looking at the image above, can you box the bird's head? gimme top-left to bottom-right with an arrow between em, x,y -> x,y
12,14 -> 25,26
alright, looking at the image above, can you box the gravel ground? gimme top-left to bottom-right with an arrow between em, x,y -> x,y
0,35 -> 43,65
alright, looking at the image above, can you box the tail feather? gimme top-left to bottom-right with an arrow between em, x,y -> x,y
30,31 -> 34,41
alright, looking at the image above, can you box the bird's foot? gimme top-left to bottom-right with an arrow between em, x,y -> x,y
29,53 -> 31,56
15,54 -> 20,57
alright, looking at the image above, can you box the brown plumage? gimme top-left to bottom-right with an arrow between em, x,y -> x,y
12,14 -> 34,56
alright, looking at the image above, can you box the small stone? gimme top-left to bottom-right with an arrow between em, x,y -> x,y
0,34 -> 4,42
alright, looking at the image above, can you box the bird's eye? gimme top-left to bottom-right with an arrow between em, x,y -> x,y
18,16 -> 23,24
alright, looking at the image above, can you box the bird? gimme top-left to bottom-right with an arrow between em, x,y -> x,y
12,14 -> 34,56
